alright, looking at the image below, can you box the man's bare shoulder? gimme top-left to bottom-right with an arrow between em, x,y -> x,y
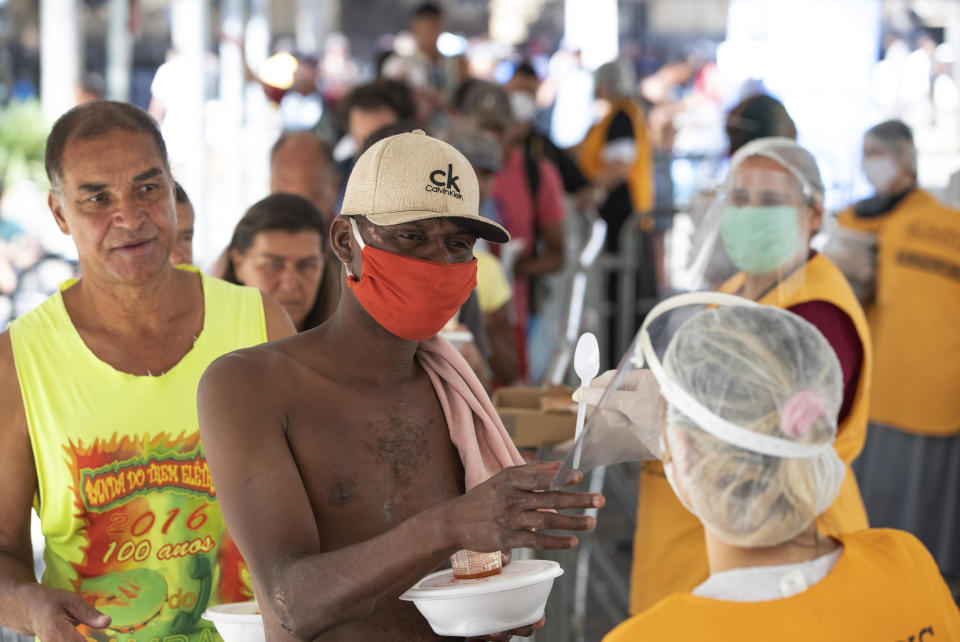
0,330 -> 26,434
0,330 -> 18,389
200,330 -> 340,401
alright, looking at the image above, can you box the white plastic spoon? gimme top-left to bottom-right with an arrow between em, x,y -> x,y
572,332 -> 600,470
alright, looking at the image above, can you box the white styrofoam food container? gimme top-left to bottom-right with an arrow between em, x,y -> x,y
202,601 -> 264,642
400,559 -> 563,637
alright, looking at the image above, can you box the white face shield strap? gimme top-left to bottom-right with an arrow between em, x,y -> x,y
632,291 -> 833,459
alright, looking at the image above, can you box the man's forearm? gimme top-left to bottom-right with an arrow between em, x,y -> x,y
0,550 -> 41,634
261,501 -> 459,639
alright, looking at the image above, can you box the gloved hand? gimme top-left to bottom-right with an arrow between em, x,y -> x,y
572,368 -> 667,460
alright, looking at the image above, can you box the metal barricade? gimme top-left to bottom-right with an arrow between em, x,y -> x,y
528,209 -> 679,641
542,209 -> 608,387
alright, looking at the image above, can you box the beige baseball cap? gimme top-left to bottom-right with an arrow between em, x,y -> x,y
340,129 -> 510,243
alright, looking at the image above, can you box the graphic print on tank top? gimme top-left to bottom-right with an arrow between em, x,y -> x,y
64,431 -> 251,640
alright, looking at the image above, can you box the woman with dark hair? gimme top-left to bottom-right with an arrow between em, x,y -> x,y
224,193 -> 338,331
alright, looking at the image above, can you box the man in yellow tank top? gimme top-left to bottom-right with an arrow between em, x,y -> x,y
830,120 -> 960,593
0,102 -> 294,641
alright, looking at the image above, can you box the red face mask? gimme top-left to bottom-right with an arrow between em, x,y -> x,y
345,218 -> 478,341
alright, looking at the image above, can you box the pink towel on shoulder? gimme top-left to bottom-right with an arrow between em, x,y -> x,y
417,336 -> 525,491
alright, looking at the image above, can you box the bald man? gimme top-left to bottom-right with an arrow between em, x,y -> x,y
270,131 -> 340,225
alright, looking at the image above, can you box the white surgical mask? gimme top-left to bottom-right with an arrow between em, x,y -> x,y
509,92 -> 537,123
862,155 -> 900,194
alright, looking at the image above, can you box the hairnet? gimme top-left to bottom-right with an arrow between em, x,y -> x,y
658,299 -> 846,547
730,137 -> 825,205
594,60 -> 636,98
864,119 -> 917,174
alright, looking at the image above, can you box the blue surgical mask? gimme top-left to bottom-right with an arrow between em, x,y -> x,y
721,205 -> 800,274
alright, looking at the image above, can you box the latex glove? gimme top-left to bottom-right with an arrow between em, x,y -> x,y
572,368 -> 666,460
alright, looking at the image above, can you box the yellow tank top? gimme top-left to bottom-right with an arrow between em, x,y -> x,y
579,98 -> 655,216
868,191 -> 960,435
609,529 -> 960,641
9,267 -> 266,642
629,254 -> 872,614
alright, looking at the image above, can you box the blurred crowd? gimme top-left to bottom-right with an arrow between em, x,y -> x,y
0,2 -> 959,636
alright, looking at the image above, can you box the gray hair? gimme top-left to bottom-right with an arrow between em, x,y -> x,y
594,60 -> 636,99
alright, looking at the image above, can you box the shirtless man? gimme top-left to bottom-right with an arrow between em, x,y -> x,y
198,131 -> 603,641
0,101 -> 293,641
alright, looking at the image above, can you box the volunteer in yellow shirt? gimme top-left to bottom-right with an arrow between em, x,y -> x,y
829,120 -> 926,304
832,120 -> 960,588
0,101 -> 294,642
628,138 -> 871,613
603,300 -> 960,640
580,60 -> 655,368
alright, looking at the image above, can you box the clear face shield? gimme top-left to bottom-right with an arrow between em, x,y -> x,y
553,292 -> 846,548
676,155 -> 819,300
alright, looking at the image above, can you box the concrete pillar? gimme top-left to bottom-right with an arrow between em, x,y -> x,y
40,0 -> 79,122
296,0 -> 340,54
106,0 -> 132,101
169,0 -> 208,257
564,0 -> 618,69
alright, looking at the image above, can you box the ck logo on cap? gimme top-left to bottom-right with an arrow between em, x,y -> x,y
426,164 -> 463,200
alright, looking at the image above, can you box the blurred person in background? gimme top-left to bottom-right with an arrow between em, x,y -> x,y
223,193 -> 338,332
334,80 -> 416,207
507,62 -> 594,212
828,121 -> 938,306
318,33 -> 360,106
267,132 -> 342,317
725,94 -> 797,159
630,138 -> 872,614
170,182 -> 194,266
460,80 -> 566,382
270,131 -> 340,226
279,53 -> 336,139
602,304 -> 959,640
832,121 -> 960,595
382,2 -> 467,102
73,73 -> 105,105
579,59 -> 655,249
835,120 -> 920,245
445,123 -> 520,386
579,60 -> 656,367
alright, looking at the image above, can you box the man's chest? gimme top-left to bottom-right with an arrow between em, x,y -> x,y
285,389 -> 465,548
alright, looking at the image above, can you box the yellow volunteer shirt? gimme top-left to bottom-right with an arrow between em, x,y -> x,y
869,191 -> 960,435
835,188 -> 923,326
9,267 -> 266,641
607,529 -> 960,641
475,250 -> 512,314
579,98 -> 655,215
629,254 -> 872,614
